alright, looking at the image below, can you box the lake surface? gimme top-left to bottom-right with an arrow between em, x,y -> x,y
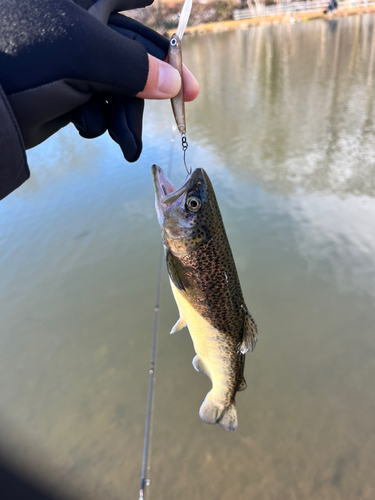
1,13 -> 375,500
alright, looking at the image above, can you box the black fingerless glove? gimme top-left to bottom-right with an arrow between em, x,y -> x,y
72,12 -> 169,162
0,0 -> 169,162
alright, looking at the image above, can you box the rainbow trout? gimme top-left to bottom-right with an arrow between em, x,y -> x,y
152,165 -> 258,431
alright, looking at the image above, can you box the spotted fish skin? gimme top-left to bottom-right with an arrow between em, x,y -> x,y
152,165 -> 258,431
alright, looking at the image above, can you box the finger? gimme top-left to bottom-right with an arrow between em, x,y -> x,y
83,0 -> 154,23
72,95 -> 109,138
108,96 -> 144,162
136,55 -> 200,101
109,14 -> 169,60
136,55 -> 181,99
182,64 -> 200,102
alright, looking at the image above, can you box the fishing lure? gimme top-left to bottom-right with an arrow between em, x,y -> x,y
168,0 -> 192,173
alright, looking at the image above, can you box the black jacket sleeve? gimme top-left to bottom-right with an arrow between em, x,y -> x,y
0,84 -> 29,201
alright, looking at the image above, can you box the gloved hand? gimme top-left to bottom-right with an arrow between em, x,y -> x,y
0,0 -> 179,162
72,10 -> 173,161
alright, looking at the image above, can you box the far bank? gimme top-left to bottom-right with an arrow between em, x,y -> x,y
175,6 -> 375,36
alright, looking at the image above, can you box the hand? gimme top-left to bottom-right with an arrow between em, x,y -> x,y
0,0 -> 199,162
71,11 -> 198,161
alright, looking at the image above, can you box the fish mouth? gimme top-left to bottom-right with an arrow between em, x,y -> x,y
152,164 -> 176,203
152,164 -> 205,205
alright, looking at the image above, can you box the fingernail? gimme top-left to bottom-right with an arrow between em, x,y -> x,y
158,62 -> 181,97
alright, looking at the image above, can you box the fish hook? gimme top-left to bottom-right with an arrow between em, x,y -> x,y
182,134 -> 191,174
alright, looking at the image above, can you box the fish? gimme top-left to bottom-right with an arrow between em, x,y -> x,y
152,164 -> 258,431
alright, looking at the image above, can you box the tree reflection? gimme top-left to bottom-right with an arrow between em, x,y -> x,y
183,15 -> 375,197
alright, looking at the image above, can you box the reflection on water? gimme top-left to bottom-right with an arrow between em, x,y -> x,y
1,14 -> 375,500
184,15 -> 375,197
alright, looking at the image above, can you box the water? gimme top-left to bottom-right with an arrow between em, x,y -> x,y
1,14 -> 375,500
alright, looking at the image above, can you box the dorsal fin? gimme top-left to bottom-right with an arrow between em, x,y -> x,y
239,309 -> 258,354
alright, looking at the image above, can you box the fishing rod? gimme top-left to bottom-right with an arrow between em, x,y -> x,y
139,132 -> 175,500
139,247 -> 163,500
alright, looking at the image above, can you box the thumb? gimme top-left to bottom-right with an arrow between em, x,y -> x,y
137,55 -> 181,100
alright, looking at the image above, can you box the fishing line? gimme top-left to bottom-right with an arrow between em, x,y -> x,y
139,127 -> 176,500
181,134 -> 191,174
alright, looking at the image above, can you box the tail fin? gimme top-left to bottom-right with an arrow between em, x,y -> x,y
199,392 -> 222,425
218,403 -> 238,432
199,393 -> 238,432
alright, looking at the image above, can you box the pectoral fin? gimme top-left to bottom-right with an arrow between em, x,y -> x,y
166,250 -> 185,291
170,317 -> 186,334
239,311 -> 258,354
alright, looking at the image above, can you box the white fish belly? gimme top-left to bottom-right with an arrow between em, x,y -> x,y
171,281 -> 235,407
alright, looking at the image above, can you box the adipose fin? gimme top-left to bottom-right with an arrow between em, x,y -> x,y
237,378 -> 247,391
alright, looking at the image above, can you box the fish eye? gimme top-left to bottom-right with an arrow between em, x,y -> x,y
186,196 -> 201,212
170,37 -> 178,47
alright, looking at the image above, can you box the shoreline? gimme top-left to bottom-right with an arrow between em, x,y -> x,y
167,6 -> 375,36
